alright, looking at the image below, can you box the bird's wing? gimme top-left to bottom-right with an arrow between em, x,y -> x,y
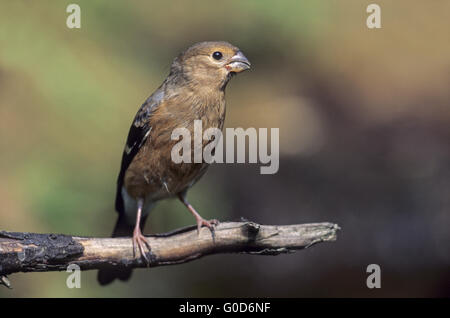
115,88 -> 165,214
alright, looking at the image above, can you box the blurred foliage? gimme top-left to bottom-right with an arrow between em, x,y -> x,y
0,0 -> 449,297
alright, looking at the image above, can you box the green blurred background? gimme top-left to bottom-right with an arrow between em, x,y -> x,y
1,0 -> 449,297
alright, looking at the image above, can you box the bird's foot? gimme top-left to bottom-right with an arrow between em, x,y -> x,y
195,217 -> 219,237
132,227 -> 151,266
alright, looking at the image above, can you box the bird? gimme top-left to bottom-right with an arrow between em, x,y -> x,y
97,41 -> 251,285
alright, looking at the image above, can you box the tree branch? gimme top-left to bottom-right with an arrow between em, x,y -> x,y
0,221 -> 339,282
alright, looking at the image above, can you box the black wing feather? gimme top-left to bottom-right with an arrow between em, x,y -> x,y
114,89 -> 164,214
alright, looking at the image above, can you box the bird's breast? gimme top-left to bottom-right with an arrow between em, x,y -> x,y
124,93 -> 226,200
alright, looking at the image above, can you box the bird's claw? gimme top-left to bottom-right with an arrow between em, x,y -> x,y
0,275 -> 11,289
132,229 -> 151,266
196,218 -> 219,238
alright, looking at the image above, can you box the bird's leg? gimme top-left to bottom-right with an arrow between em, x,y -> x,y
178,193 -> 218,236
132,198 -> 151,265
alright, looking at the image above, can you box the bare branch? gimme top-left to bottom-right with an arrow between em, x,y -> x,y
0,221 -> 340,279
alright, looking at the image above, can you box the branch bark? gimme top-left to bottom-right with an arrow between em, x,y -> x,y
0,221 -> 339,281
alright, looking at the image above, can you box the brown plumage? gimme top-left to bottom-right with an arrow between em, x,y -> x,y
97,41 -> 250,285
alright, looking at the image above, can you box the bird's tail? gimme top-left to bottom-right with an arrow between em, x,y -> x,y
97,215 -> 144,286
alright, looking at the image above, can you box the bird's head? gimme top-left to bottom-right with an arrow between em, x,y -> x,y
169,41 -> 251,90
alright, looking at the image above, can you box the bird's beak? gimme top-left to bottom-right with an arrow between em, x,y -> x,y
226,51 -> 251,73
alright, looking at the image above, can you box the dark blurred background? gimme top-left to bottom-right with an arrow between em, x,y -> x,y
1,0 -> 449,297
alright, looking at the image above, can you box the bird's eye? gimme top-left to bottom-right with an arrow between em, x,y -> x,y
212,51 -> 223,60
